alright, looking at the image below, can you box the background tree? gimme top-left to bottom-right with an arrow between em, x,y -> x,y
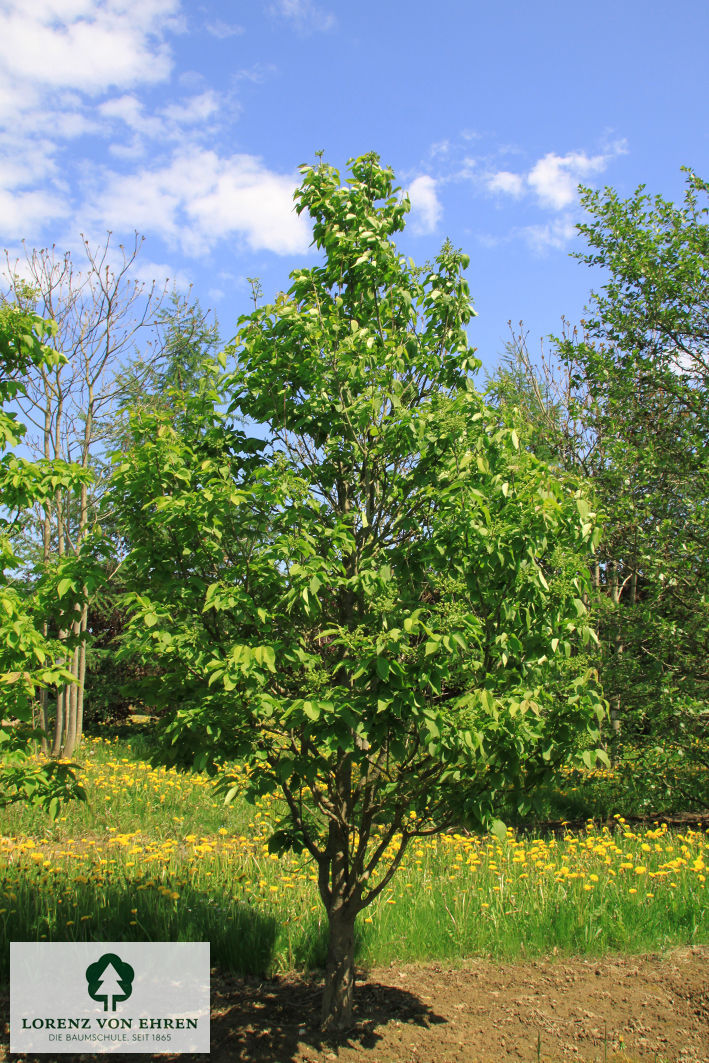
88,289 -> 221,724
558,170 -> 709,773
0,236 -> 216,752
0,303 -> 87,813
486,323 -> 633,740
111,154 -> 605,1031
488,171 -> 709,801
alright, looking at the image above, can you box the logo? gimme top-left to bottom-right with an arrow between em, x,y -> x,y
85,953 -> 135,1012
11,942 -> 209,1053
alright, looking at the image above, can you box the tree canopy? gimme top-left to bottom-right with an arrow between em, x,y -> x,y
111,153 -> 605,1029
557,171 -> 709,764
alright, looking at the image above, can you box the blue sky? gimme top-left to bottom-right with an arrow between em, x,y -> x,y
1,0 -> 707,375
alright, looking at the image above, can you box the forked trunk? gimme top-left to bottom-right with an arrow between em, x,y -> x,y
321,904 -> 357,1032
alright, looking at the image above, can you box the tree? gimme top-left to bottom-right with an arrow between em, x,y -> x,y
2,234 -> 169,755
486,324 -> 632,740
486,321 -> 599,475
556,170 -> 709,766
111,154 -> 605,1031
108,288 -> 220,422
0,304 -> 87,813
84,290 -> 221,726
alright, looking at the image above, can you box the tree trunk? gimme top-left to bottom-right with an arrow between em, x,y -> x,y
51,687 -> 65,758
321,903 -> 357,1033
37,690 -> 49,754
63,642 -> 79,758
76,604 -> 88,747
609,560 -> 622,736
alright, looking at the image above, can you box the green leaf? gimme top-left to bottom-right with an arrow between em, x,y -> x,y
303,701 -> 320,721
491,819 -> 507,843
375,656 -> 390,680
595,747 -> 610,769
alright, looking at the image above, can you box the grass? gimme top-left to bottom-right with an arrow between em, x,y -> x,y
0,733 -> 707,984
515,743 -> 709,824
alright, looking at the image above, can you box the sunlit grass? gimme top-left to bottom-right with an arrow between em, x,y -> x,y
526,739 -> 709,822
0,735 -> 706,981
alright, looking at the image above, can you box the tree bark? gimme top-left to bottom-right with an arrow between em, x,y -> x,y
51,686 -> 65,758
321,902 -> 357,1033
63,637 -> 79,758
76,602 -> 88,747
609,560 -> 622,736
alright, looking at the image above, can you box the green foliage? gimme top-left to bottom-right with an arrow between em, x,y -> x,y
113,153 -> 605,876
0,303 -> 87,813
556,169 -> 709,750
75,292 -> 223,727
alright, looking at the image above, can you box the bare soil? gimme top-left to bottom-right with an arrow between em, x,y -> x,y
2,947 -> 707,1063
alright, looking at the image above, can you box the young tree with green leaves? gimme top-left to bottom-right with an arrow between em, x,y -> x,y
2,234 -> 171,755
0,304 -> 87,813
556,169 -> 709,774
112,153 -> 605,1031
2,237 -> 220,746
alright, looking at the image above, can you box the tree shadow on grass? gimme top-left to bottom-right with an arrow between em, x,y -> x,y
0,875 -> 279,983
1,967 -> 446,1063
0,876 -> 445,1061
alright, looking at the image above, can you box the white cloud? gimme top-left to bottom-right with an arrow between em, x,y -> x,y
481,143 -> 627,217
99,94 -> 158,135
98,89 -> 225,148
89,151 -> 313,257
127,256 -> 193,293
527,151 -> 608,210
486,170 -> 524,198
162,91 -> 221,125
406,176 -> 442,235
205,19 -> 245,39
0,186 -> 69,237
0,0 -> 187,243
0,0 -> 308,266
0,0 -> 179,95
521,215 -> 578,254
270,0 -> 336,32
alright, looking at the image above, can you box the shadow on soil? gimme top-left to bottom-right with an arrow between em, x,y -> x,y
1,969 -> 445,1063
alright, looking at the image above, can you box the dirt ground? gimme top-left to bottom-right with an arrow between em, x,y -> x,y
2,947 -> 707,1063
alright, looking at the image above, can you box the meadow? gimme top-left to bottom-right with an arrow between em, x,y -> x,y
0,733 -> 706,984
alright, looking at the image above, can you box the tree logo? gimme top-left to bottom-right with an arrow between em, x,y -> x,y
85,953 -> 135,1012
